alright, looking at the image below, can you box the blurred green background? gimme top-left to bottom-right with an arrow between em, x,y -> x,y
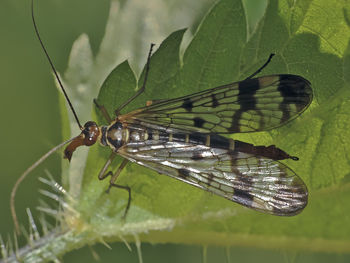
0,0 -> 349,262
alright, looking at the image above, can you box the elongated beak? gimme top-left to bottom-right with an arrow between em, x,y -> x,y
63,121 -> 100,161
64,134 -> 85,161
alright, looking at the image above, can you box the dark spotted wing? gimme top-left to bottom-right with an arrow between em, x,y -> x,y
118,138 -> 308,216
120,75 -> 312,134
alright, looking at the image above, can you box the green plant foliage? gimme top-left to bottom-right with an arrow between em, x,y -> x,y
69,0 -> 350,252
62,0 -> 350,253
12,0 -> 349,260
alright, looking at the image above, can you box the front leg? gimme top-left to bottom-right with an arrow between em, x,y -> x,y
98,153 -> 131,219
94,99 -> 113,124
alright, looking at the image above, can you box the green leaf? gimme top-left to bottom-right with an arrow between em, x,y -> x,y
180,0 -> 246,92
73,0 -> 350,249
67,0 -> 350,253
12,0 -> 350,261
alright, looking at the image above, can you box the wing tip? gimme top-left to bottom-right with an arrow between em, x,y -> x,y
278,74 -> 313,106
231,169 -> 309,217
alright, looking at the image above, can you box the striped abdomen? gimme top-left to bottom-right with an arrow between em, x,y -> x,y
103,121 -> 294,162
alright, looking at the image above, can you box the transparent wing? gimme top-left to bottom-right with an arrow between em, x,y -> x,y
120,74 -> 312,134
118,139 -> 308,216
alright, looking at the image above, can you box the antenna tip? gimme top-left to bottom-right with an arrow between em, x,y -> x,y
290,156 -> 299,161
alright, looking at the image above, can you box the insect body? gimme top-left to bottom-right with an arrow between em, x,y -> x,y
65,71 -> 312,216
11,2 -> 312,235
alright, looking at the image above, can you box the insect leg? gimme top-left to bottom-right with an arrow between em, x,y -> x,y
93,99 -> 113,123
245,53 -> 275,80
108,184 -> 131,219
108,159 -> 131,219
97,152 -> 117,180
114,43 -> 155,116
98,155 -> 131,219
105,159 -> 129,192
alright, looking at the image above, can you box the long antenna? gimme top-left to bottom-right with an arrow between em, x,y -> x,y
31,0 -> 83,130
11,136 -> 77,235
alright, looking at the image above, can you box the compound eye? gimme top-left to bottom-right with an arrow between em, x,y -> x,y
82,121 -> 99,146
84,121 -> 97,130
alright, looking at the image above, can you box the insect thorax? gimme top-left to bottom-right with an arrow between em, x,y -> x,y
101,121 -> 150,151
